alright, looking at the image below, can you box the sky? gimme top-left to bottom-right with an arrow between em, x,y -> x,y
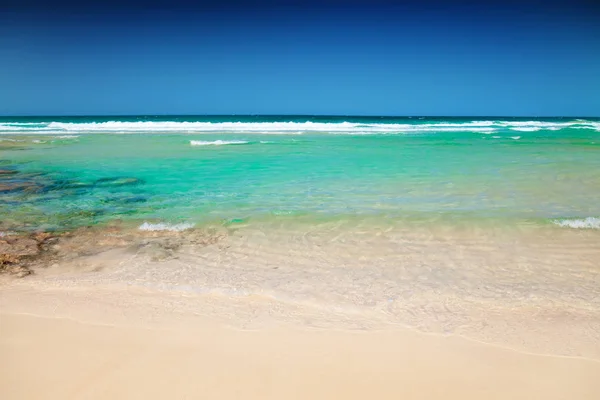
1,0 -> 599,116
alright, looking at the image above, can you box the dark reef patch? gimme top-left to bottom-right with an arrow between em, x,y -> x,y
0,232 -> 59,278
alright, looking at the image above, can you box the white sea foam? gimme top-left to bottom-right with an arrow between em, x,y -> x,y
1,119 -> 599,134
510,127 -> 541,132
138,222 -> 195,232
553,217 -> 600,229
511,136 -> 521,140
190,140 -> 249,146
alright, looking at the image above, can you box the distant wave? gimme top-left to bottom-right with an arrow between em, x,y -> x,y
553,217 -> 600,229
190,140 -> 249,146
138,222 -> 195,232
1,119 -> 599,134
510,127 -> 541,132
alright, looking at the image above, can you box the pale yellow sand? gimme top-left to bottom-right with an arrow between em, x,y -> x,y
1,309 -> 600,400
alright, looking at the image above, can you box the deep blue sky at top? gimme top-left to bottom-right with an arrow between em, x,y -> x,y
1,0 -> 599,116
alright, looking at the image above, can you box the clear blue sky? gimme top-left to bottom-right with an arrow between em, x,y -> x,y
1,0 -> 599,116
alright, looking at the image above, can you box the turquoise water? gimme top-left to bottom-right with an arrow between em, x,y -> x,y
1,116 -> 599,231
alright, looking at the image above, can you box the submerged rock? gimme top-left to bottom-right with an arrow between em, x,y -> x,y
100,195 -> 147,205
44,179 -> 94,192
0,181 -> 44,193
0,224 -> 227,278
120,196 -> 147,204
0,237 -> 40,257
138,241 -> 176,261
0,263 -> 31,278
0,169 -> 48,193
0,236 -> 42,277
0,232 -> 61,277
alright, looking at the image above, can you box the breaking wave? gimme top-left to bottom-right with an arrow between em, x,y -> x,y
510,127 -> 541,132
190,140 -> 249,146
0,119 -> 599,135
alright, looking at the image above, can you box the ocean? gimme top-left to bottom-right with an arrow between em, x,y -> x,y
1,115 -> 599,232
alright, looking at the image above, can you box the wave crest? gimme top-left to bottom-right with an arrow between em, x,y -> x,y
190,140 -> 249,146
1,119 -> 599,134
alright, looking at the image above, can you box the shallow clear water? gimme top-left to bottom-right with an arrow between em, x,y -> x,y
1,116 -> 599,231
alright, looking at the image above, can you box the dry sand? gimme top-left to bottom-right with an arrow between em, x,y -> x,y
1,312 -> 599,400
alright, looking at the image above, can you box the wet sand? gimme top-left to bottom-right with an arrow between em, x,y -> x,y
1,222 -> 600,399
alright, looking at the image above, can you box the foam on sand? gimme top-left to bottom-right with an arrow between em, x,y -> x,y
138,222 -> 195,232
553,217 -> 600,229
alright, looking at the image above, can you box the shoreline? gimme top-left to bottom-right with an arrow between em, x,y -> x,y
2,221 -> 599,358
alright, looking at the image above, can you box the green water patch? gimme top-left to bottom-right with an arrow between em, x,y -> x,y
0,162 -> 152,232
93,176 -> 146,187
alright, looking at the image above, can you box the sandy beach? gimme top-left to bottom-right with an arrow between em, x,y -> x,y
2,0 -> 600,396
1,222 -> 600,399
2,300 -> 600,400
